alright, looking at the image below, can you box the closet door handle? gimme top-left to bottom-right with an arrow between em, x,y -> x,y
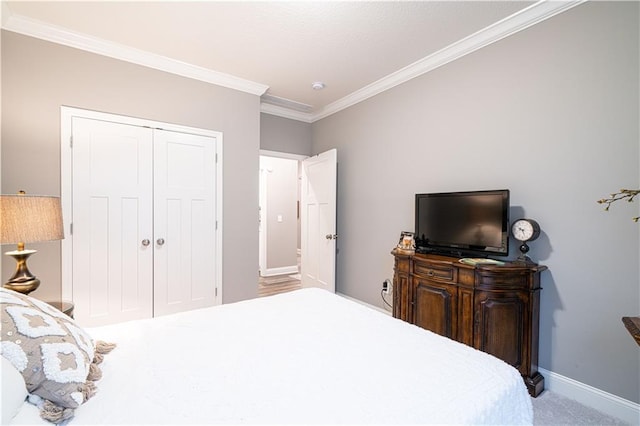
157,238 -> 165,246
141,239 -> 150,247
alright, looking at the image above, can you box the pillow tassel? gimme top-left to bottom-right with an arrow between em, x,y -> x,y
39,399 -> 75,424
93,352 -> 104,365
87,362 -> 102,382
92,341 -> 116,365
95,340 -> 116,355
81,380 -> 97,403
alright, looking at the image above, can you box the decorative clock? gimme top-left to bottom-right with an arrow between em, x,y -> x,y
511,218 -> 540,263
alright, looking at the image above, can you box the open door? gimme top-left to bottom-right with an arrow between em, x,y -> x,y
300,149 -> 337,292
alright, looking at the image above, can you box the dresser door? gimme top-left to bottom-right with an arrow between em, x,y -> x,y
413,278 -> 457,339
474,290 -> 527,373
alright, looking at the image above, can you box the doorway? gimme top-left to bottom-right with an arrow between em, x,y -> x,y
258,150 -> 305,297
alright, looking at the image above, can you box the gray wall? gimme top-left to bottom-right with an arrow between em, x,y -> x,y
260,155 -> 298,272
1,31 -> 260,304
261,113 -> 312,155
312,2 -> 639,403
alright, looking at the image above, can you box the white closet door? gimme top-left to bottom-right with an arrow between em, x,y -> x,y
72,117 -> 154,326
153,130 -> 217,317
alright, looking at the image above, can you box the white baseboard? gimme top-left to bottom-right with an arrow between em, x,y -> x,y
337,292 -> 392,316
539,367 -> 639,424
260,265 -> 298,277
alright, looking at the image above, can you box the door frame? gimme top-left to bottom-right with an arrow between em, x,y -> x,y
60,106 -> 224,305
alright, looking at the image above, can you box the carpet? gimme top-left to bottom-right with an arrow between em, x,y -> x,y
532,390 -> 629,425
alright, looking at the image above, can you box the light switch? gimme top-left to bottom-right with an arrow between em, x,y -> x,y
277,215 -> 283,222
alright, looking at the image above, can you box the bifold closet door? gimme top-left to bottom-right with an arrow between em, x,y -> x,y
72,117 -> 154,326
153,130 -> 216,317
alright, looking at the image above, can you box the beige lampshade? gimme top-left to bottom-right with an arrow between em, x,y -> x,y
0,194 -> 64,245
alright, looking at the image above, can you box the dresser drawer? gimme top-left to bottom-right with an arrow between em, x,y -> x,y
414,261 -> 456,282
475,268 -> 531,289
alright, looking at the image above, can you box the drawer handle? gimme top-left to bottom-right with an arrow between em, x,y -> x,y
427,270 -> 434,277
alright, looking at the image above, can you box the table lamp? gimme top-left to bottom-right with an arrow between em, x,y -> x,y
0,191 -> 64,294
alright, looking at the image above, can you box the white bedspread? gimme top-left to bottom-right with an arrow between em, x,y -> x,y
11,288 -> 532,425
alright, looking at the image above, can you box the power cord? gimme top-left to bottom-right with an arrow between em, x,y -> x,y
381,289 -> 392,311
380,279 -> 393,312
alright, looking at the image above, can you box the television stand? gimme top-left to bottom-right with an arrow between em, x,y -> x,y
391,249 -> 547,397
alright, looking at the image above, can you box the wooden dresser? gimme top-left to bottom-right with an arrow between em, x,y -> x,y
392,250 -> 547,397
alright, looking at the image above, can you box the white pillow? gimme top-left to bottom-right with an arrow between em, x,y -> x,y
1,355 -> 28,424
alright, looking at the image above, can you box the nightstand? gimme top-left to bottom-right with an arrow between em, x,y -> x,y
46,301 -> 75,319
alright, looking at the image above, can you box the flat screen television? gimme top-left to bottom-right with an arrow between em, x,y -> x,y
414,189 -> 510,258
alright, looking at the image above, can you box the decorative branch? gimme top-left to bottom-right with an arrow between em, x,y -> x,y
597,189 -> 640,222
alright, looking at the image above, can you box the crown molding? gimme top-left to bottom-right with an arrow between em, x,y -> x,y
1,1 -> 585,122
1,12 -> 269,97
260,103 -> 313,123
261,94 -> 313,113
310,0 -> 586,122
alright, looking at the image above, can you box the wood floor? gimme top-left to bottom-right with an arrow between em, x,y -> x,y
258,273 -> 302,297
259,254 -> 302,297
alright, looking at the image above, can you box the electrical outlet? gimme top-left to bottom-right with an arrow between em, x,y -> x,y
382,279 -> 392,294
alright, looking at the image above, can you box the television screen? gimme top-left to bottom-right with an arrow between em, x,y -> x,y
415,189 -> 510,257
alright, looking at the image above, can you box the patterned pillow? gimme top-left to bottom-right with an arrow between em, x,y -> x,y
0,288 -> 115,423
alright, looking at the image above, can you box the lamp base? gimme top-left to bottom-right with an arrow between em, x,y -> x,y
3,249 -> 40,295
4,278 -> 41,295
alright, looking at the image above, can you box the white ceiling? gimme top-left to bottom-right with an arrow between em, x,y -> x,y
1,1 -> 583,122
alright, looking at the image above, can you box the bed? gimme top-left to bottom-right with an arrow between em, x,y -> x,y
1,287 -> 533,425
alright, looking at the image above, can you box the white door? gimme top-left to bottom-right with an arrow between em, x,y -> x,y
300,149 -> 337,292
153,130 -> 217,316
71,117 -> 218,326
72,117 -> 154,325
